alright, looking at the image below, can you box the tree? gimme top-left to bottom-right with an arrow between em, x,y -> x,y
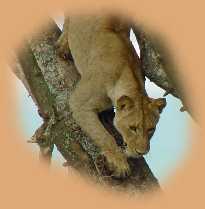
12,16 -> 190,195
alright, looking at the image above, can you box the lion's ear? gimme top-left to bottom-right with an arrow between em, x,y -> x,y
116,95 -> 134,111
153,98 -> 166,113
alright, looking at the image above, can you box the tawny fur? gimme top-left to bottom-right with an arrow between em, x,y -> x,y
56,15 -> 166,177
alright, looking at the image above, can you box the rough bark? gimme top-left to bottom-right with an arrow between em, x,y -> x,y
13,20 -> 161,194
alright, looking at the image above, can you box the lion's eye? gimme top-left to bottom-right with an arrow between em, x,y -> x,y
129,126 -> 137,132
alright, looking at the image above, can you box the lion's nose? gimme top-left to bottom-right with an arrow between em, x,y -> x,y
137,149 -> 149,155
147,128 -> 155,139
137,144 -> 150,155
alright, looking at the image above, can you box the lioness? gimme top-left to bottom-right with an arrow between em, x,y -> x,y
57,15 -> 166,177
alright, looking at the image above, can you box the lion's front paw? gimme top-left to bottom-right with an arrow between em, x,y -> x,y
103,148 -> 130,178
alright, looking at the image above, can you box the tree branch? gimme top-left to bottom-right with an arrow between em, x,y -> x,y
132,26 -> 193,116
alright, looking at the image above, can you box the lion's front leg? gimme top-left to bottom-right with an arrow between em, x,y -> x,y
72,109 -> 130,177
69,87 -> 130,177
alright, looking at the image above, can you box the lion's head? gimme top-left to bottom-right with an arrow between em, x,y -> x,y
114,95 -> 166,157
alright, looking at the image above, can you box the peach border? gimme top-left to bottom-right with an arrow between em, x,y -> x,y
0,0 -> 204,208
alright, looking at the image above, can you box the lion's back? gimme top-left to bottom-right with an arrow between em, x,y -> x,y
68,16 -> 132,76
